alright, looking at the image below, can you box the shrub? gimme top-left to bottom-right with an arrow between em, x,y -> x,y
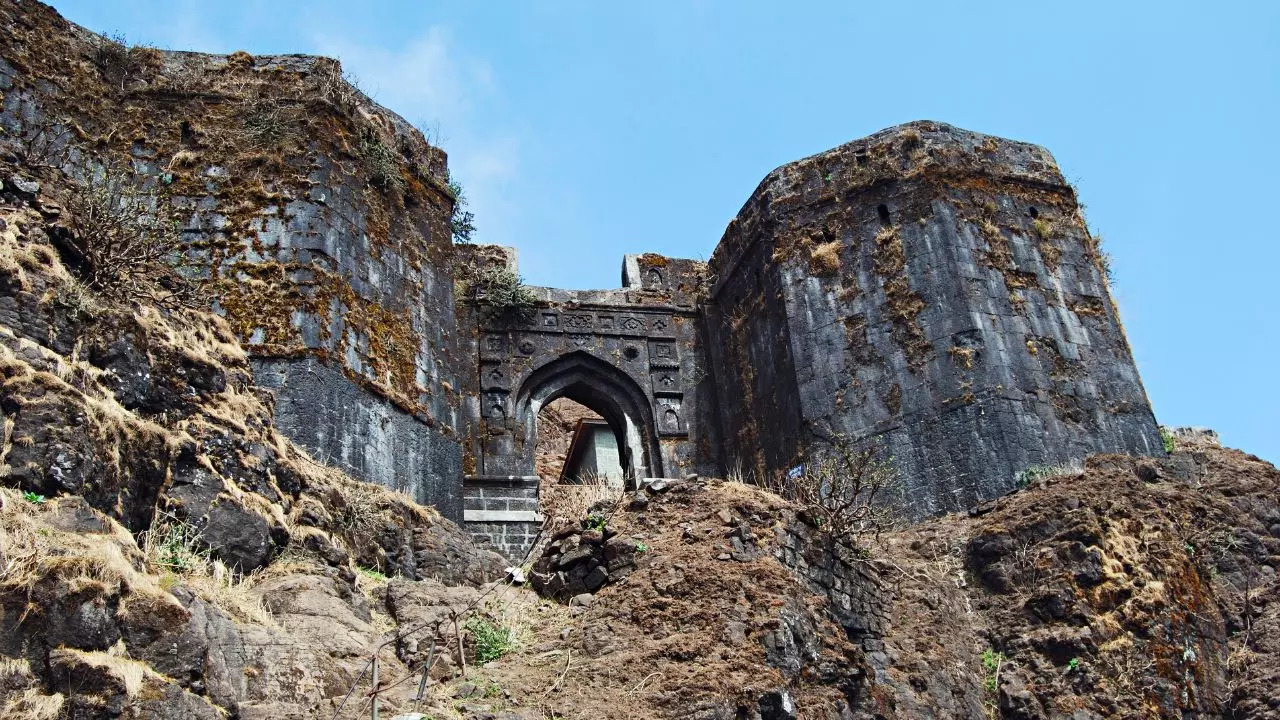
241,97 -> 302,150
465,616 -> 517,663
462,264 -> 538,323
61,165 -> 197,308
771,432 -> 899,547
1160,427 -> 1177,454
448,175 -> 476,244
359,127 -> 403,193
92,34 -> 158,91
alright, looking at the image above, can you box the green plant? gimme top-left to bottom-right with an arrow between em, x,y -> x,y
358,566 -> 388,582
21,491 -> 46,505
1031,218 -> 1052,239
1160,427 -> 1177,454
359,126 -> 403,193
464,264 -> 538,322
1067,656 -> 1081,673
465,616 -> 517,663
143,511 -> 208,573
585,512 -> 607,532
448,175 -> 476,244
981,648 -> 1006,692
1014,464 -> 1078,488
634,542 -> 648,553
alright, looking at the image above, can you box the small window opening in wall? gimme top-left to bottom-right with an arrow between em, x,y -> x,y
1028,207 -> 1039,219
877,204 -> 892,227
623,346 -> 639,361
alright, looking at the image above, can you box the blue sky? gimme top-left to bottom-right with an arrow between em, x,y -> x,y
51,1 -> 1278,462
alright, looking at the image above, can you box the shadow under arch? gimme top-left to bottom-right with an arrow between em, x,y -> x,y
515,350 -> 662,487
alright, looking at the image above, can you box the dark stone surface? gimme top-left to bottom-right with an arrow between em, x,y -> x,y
459,247 -> 719,486
253,357 -> 463,522
706,120 -> 1163,520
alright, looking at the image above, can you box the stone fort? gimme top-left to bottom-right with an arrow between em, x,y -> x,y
451,122 -> 1162,555
0,27 -> 1162,557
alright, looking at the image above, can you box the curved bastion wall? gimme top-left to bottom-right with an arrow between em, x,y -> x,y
0,1 -> 466,519
705,121 -> 1162,519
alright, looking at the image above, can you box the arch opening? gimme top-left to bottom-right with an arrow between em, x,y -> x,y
535,398 -> 623,486
514,351 -> 662,491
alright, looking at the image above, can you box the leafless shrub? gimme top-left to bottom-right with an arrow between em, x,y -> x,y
92,34 -> 159,91
7,116 -> 75,170
540,471 -> 622,530
315,60 -> 362,114
240,96 -> 303,150
61,164 -> 198,308
767,432 -> 900,547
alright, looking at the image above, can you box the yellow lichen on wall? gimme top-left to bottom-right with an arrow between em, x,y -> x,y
871,226 -> 930,372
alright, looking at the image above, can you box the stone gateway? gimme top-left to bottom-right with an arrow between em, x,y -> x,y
456,122 -> 1161,556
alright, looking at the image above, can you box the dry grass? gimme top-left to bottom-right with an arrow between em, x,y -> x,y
0,488 -> 163,609
48,647 -> 156,698
539,473 -> 622,529
809,239 -> 843,276
0,687 -> 64,720
140,509 -> 276,627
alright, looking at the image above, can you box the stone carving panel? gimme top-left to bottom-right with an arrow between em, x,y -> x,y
481,362 -> 507,390
651,369 -> 682,396
656,397 -> 686,436
648,340 -> 680,369
618,316 -> 646,334
484,389 -> 509,421
481,333 -> 506,359
563,313 -> 593,331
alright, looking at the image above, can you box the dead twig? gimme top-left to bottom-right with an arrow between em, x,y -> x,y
543,649 -> 572,697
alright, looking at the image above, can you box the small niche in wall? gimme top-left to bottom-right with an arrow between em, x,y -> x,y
877,204 -> 892,227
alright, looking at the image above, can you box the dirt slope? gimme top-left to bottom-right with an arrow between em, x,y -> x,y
401,437 -> 1277,720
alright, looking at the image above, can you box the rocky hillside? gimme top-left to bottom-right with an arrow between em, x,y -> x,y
0,169 -> 506,717
402,435 -> 1275,720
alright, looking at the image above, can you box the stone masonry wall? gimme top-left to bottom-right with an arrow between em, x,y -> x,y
2,0 -> 1167,553
710,121 -> 1163,519
0,2 -> 466,518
